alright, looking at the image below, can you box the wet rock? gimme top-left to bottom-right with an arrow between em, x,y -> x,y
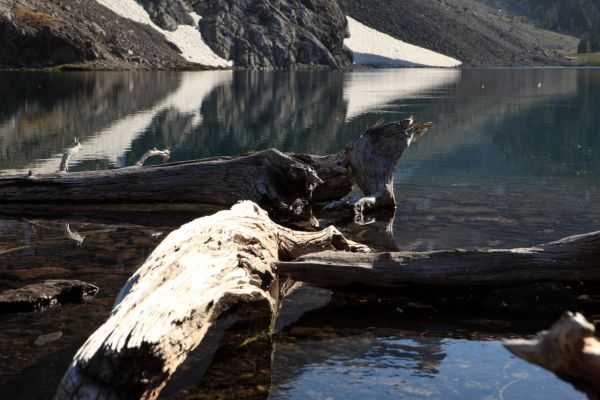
0,279 -> 99,314
196,0 -> 353,69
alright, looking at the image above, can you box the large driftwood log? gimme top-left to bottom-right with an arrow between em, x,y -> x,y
1,149 -> 321,212
276,230 -> 600,289
0,120 -> 431,213
55,201 -> 366,400
504,312 -> 600,400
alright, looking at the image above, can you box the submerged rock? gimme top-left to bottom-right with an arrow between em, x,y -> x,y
0,279 -> 99,314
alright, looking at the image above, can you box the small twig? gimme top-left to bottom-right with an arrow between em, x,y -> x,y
0,245 -> 30,256
59,138 -> 82,172
135,148 -> 170,167
64,224 -> 85,246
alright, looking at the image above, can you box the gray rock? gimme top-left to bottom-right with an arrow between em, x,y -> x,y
140,0 -> 194,31
0,279 -> 99,314
196,0 -> 353,69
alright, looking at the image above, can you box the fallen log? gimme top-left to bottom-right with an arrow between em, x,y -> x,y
0,119 -> 431,214
504,312 -> 600,400
55,201 -> 366,400
0,279 -> 98,314
276,230 -> 600,289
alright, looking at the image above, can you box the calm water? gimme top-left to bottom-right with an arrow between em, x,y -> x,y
1,68 -> 599,399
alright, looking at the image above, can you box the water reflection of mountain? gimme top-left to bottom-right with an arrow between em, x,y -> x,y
0,72 -> 179,172
492,70 -> 600,177
1,69 -> 597,181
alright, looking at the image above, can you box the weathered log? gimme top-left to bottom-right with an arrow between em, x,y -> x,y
0,120 -> 431,214
504,312 -> 600,400
1,149 -> 321,213
55,201 -> 366,400
276,230 -> 600,289
0,279 -> 98,314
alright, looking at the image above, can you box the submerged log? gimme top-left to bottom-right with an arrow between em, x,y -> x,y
504,312 -> 600,400
276,230 -> 600,289
0,120 -> 431,213
0,279 -> 98,313
55,201 -> 366,400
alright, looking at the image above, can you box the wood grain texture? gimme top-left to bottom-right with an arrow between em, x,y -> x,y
55,201 -> 365,400
276,230 -> 600,289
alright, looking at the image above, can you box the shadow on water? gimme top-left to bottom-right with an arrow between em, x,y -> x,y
1,68 -> 600,398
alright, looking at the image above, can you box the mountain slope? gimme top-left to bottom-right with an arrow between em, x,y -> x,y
339,0 -> 579,66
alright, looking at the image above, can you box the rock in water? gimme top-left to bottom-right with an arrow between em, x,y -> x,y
196,0 -> 353,69
0,279 -> 99,314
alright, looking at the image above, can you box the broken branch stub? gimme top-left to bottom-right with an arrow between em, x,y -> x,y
55,201 -> 366,400
504,312 -> 600,400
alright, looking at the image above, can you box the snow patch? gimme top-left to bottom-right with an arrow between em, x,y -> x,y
345,16 -> 461,68
94,0 -> 231,67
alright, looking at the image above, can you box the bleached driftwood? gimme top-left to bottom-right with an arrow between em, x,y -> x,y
135,148 -> 170,167
58,139 -> 82,172
0,120 -> 431,214
276,230 -> 600,289
55,201 -> 366,400
504,312 -> 600,400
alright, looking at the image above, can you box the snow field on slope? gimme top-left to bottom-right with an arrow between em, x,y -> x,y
345,16 -> 461,67
94,0 -> 231,67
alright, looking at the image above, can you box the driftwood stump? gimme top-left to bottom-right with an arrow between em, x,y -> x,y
55,202 -> 366,400
504,312 -> 600,400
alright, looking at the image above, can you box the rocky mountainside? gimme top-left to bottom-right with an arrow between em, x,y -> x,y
0,0 -> 585,69
194,0 -> 351,69
0,0 -> 351,69
0,0 -> 189,69
339,0 -> 579,67
479,0 -> 600,36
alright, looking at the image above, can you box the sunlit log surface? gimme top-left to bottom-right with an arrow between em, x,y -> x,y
504,312 -> 600,400
276,230 -> 600,289
0,120 -> 431,214
55,202 -> 366,400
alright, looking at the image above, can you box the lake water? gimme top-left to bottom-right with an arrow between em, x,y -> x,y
1,68 -> 599,399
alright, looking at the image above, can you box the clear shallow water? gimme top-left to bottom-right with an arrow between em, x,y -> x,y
1,68 -> 599,399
